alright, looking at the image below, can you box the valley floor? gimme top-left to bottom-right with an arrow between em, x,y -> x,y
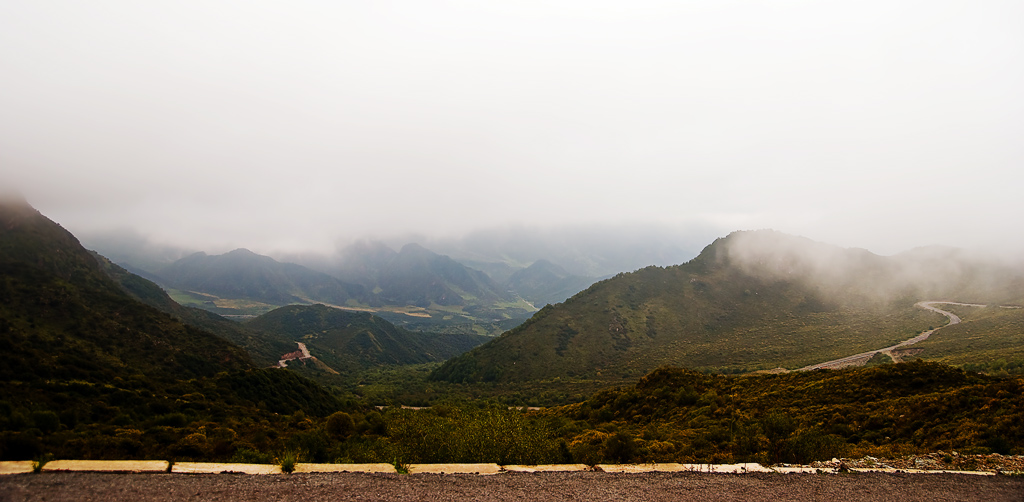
2,471 -> 1022,502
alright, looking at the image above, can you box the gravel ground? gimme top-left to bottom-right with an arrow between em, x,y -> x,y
2,471 -> 1022,502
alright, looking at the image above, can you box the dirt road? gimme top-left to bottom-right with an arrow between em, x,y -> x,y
2,471 -> 1023,502
798,301 -> 985,371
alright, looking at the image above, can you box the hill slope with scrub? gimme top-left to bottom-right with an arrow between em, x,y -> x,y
432,230 -> 1024,385
544,361 -> 1024,464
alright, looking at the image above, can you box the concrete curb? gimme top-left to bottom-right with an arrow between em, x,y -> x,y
596,463 -> 774,473
172,462 -> 282,475
0,461 -> 34,475
294,463 -> 396,474
43,460 -> 170,473
408,464 -> 502,475
597,463 -> 687,473
503,464 -> 592,472
1,460 -> 1016,476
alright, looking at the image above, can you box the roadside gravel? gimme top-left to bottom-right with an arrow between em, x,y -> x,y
2,471 -> 1023,502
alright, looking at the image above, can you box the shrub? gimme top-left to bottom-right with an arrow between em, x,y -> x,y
30,411 -> 60,434
326,412 -> 354,439
604,431 -> 637,463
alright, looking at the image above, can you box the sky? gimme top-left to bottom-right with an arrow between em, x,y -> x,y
2,0 -> 1022,257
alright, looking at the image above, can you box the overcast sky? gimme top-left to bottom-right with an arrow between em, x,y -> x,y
2,1 -> 1022,256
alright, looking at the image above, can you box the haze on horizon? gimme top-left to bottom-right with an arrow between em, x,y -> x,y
2,1 -> 1022,258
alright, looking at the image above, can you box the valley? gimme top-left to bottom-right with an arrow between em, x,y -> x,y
2,198 -> 1023,470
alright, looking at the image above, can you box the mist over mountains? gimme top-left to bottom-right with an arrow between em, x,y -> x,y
82,221 -> 708,287
83,225 -> 705,330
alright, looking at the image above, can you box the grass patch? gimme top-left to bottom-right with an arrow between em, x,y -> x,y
392,459 -> 409,474
31,454 -> 52,474
278,451 -> 299,474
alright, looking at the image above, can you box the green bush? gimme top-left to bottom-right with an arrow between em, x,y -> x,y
30,411 -> 60,434
326,412 -> 354,439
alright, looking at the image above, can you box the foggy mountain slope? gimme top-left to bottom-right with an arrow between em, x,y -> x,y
91,252 -> 296,366
424,224 -> 708,278
245,304 -> 490,373
504,259 -> 599,307
377,243 -> 511,307
78,229 -> 197,276
0,197 -> 253,382
157,248 -> 368,308
431,230 -> 1024,385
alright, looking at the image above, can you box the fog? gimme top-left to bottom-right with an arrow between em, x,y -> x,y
723,229 -> 1024,306
2,1 -> 1022,258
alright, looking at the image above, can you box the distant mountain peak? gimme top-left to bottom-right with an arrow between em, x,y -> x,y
399,242 -> 433,255
226,248 -> 258,256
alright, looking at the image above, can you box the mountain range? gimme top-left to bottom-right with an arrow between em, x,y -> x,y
94,235 -> 600,334
156,248 -> 367,310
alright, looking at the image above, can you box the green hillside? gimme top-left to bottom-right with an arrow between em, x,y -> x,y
432,230 -> 1024,385
245,304 -> 490,374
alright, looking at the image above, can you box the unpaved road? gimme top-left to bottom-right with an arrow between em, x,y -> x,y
2,471 -> 1023,502
799,301 -> 985,371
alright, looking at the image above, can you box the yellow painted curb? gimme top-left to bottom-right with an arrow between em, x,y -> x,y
773,467 -> 830,474
172,462 -> 282,475
503,464 -> 592,472
408,463 -> 502,475
597,463 -> 773,473
293,463 -> 397,474
597,463 -> 688,473
42,460 -> 169,473
0,461 -> 34,475
681,463 -> 773,473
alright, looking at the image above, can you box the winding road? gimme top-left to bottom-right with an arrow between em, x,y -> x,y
797,301 -> 986,371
